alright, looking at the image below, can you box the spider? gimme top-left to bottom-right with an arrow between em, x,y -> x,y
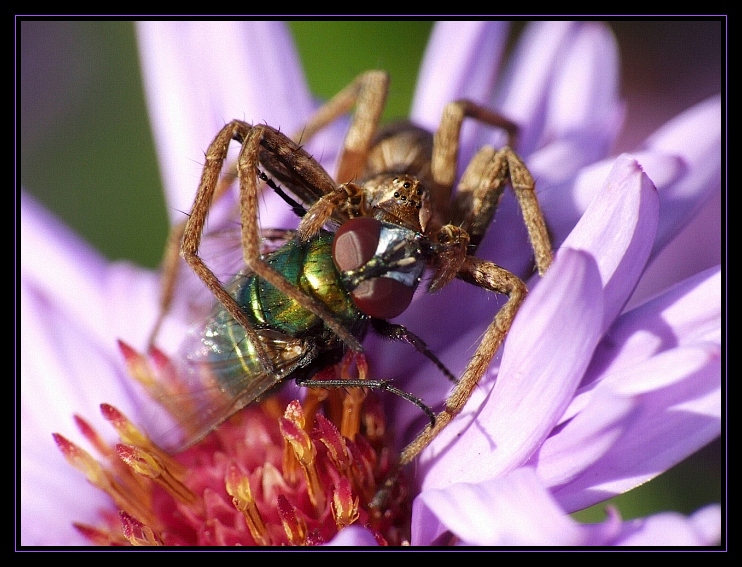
150,70 -> 552,465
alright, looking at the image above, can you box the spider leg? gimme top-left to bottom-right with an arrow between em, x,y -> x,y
148,151 -> 241,348
147,221 -> 185,347
291,70 -> 391,239
296,70 -> 389,184
399,256 -> 527,466
296,182 -> 363,241
430,100 -> 519,219
149,72 -> 390,346
453,146 -> 552,275
178,120 -> 278,370
252,124 -> 337,206
289,70 -> 391,240
237,125 -> 364,352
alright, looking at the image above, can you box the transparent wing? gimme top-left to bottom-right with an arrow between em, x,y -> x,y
169,225 -> 298,331
200,226 -> 298,291
152,313 -> 315,452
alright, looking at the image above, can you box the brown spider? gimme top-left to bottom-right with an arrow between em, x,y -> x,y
151,70 -> 552,465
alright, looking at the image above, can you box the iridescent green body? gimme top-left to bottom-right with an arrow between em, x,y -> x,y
190,231 -> 366,400
240,231 -> 361,335
171,222 -> 429,450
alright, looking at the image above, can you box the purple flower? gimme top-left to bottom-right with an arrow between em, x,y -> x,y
21,21 -> 721,546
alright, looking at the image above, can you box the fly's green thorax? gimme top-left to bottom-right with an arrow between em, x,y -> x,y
235,232 -> 362,336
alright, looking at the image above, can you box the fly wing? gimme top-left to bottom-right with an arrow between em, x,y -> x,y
152,318 -> 316,452
199,227 -> 298,288
171,226 -> 298,330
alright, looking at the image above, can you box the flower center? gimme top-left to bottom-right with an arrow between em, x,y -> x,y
54,344 -> 410,546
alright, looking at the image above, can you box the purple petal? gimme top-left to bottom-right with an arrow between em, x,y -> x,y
538,96 -> 720,299
412,468 -> 618,545
21,277 -> 125,546
411,21 -> 509,157
136,21 -> 312,227
643,95 -> 721,259
21,192 -> 176,352
495,21 -> 579,154
495,21 -> 622,161
612,504 -> 721,546
537,267 -> 720,511
20,271 -> 145,438
561,155 -> 659,332
551,150 -> 682,247
481,21 -> 623,281
544,23 -> 622,144
529,387 -> 636,488
22,191 -> 109,344
628,187 -> 721,311
325,525 -> 380,546
21,195 -> 169,544
628,95 -> 722,306
535,345 -> 719,507
413,468 -> 718,546
527,22 -> 624,181
589,264 -> 720,375
21,429 -> 112,546
417,249 -> 603,490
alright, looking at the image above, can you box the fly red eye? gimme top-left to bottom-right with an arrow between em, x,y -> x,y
332,217 -> 381,272
351,277 -> 414,320
332,217 -> 414,319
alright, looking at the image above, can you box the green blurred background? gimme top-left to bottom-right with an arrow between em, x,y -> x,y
20,20 -> 722,525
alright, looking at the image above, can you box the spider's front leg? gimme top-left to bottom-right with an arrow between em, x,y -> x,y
236,125 -> 364,352
292,70 -> 393,241
298,69 -> 389,184
430,100 -> 520,218
452,145 -> 552,274
178,120 -> 278,370
147,130 -> 242,348
399,251 -> 527,466
398,123 -> 553,465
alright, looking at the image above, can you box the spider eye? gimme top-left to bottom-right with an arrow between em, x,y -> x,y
332,218 -> 415,320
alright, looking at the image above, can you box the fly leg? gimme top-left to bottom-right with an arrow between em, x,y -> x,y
298,377 -> 436,427
370,319 -> 457,384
